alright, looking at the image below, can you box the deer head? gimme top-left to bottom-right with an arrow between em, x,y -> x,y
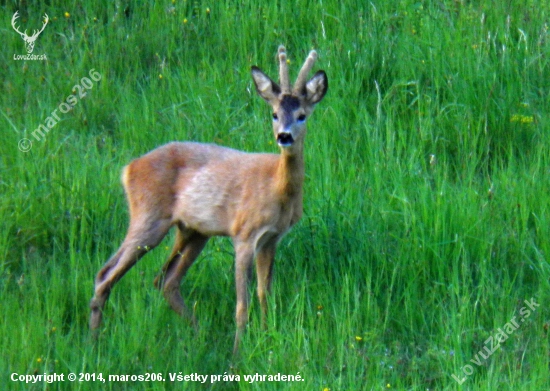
12,11 -> 49,54
251,46 -> 328,155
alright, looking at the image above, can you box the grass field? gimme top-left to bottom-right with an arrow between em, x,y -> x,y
1,0 -> 549,389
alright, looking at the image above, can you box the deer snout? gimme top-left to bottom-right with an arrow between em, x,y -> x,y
276,130 -> 294,147
275,117 -> 306,148
273,114 -> 296,147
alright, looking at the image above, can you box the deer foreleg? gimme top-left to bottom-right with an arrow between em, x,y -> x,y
233,241 -> 254,355
255,241 -> 276,330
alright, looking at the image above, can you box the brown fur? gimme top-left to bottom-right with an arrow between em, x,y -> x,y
89,46 -> 328,354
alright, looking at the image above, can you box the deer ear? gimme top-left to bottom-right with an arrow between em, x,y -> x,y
305,70 -> 328,104
251,66 -> 281,103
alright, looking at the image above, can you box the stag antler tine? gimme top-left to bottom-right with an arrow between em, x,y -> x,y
293,50 -> 318,95
35,13 -> 49,36
278,46 -> 290,94
11,11 -> 25,37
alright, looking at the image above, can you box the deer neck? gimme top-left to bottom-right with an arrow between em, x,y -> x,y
275,147 -> 304,200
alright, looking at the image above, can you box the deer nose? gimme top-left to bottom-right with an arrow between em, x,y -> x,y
276,131 -> 294,147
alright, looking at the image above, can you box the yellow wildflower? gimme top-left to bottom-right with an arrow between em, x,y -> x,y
510,114 -> 534,124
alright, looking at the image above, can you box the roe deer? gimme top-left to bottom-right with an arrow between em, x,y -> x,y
89,46 -> 328,354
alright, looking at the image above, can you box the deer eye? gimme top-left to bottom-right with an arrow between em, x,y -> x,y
272,113 -> 278,121
297,114 -> 306,122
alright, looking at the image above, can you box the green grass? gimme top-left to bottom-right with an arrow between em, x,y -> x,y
1,0 -> 549,390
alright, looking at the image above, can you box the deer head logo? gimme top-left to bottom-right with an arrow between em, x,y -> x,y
12,11 -> 49,54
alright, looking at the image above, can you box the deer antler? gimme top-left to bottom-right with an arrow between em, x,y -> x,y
278,45 -> 291,94
293,50 -> 318,95
11,12 -> 48,40
277,46 -> 319,96
11,11 -> 27,38
30,13 -> 49,39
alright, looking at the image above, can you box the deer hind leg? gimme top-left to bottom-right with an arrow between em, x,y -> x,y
255,241 -> 276,330
154,227 -> 209,325
89,217 -> 172,330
